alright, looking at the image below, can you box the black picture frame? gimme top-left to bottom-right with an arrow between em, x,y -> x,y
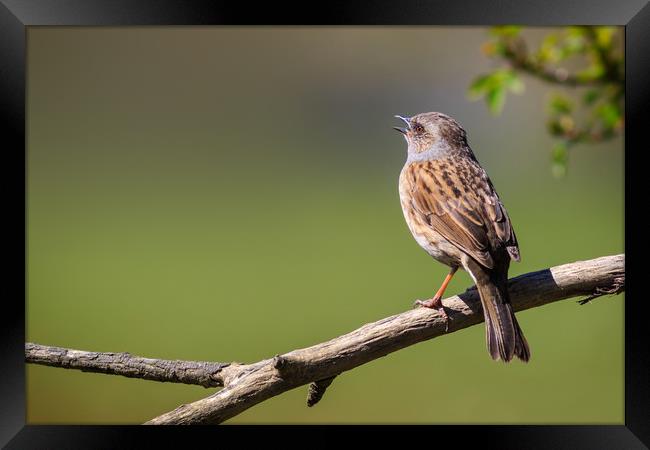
1,0 -> 646,447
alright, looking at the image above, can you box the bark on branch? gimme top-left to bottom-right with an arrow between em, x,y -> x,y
25,254 -> 624,425
25,343 -> 230,388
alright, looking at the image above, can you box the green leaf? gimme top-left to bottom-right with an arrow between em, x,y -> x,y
541,33 -> 559,47
505,72 -> 525,94
538,34 -> 561,63
552,162 -> 568,178
549,94 -> 573,114
467,74 -> 494,98
551,142 -> 569,178
468,70 -> 523,115
563,35 -> 585,54
489,26 -> 522,37
486,87 -> 506,115
595,27 -> 615,47
576,63 -> 605,82
596,102 -> 621,128
547,119 -> 564,136
583,89 -> 601,105
567,26 -> 588,38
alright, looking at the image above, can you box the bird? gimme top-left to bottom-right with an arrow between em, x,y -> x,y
394,111 -> 530,363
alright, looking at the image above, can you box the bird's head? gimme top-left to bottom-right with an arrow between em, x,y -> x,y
393,112 -> 468,157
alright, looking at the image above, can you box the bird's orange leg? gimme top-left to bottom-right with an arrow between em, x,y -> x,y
414,266 -> 459,330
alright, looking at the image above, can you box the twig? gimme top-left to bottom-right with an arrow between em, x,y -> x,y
25,254 -> 624,425
577,275 -> 625,305
307,376 -> 337,407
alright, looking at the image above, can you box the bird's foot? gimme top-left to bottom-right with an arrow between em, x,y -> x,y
413,296 -> 450,332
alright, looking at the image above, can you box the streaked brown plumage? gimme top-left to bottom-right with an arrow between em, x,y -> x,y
395,111 -> 530,362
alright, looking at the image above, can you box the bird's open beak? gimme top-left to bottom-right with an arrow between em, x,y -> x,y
393,115 -> 411,134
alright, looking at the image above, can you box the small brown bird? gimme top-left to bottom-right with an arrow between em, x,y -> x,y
394,111 -> 530,362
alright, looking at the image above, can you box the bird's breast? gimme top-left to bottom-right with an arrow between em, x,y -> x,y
398,165 -> 460,266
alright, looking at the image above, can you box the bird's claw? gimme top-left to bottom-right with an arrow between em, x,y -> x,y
413,297 -> 450,332
413,299 -> 427,308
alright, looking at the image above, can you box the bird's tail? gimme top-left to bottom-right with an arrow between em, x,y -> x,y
468,261 -> 530,363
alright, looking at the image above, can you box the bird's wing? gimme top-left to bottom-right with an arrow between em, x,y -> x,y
404,158 -> 519,269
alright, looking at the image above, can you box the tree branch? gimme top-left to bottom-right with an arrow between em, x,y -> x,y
25,254 -> 624,425
500,36 -> 622,87
25,343 -> 232,388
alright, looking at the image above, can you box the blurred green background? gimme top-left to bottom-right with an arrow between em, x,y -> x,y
26,27 -> 623,424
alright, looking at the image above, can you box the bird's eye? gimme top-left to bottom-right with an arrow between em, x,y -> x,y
413,123 -> 425,133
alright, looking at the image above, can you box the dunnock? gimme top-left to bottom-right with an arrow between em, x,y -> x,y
394,112 -> 530,362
